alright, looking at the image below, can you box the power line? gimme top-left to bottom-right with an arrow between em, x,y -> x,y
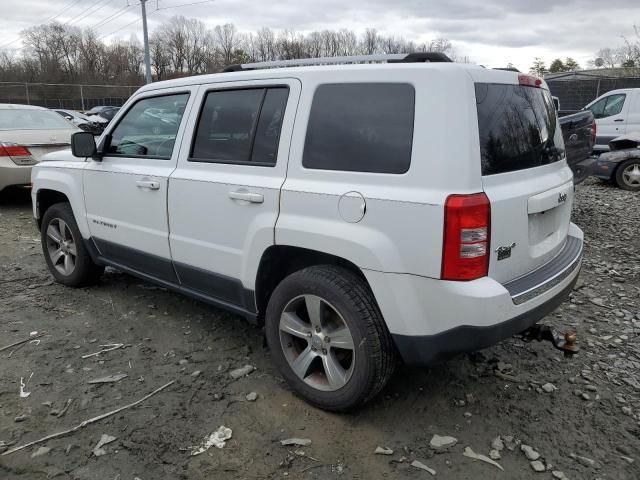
155,0 -> 214,11
0,0 -> 85,49
48,0 -> 85,22
90,3 -> 132,30
1,0 -> 213,52
0,38 -> 21,50
62,0 -> 107,26
98,5 -> 157,40
96,0 -> 215,39
69,0 -> 115,26
97,16 -> 140,39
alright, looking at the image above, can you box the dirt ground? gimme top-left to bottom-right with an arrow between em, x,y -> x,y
0,179 -> 639,480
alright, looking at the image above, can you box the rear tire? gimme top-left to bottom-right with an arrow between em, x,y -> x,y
614,158 -> 640,191
265,265 -> 396,411
41,202 -> 104,287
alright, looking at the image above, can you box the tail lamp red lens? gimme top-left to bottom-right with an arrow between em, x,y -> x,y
0,144 -> 31,157
0,143 -> 35,166
442,193 -> 491,281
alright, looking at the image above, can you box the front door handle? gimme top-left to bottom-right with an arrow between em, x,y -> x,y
228,190 -> 264,204
614,119 -> 625,122
136,180 -> 160,190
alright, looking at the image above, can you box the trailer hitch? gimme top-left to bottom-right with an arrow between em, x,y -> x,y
521,324 -> 578,357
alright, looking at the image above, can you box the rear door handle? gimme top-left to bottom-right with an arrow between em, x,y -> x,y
228,190 -> 264,204
614,119 -> 625,122
136,180 -> 160,190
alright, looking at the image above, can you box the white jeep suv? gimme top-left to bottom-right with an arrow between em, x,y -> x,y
31,53 -> 583,411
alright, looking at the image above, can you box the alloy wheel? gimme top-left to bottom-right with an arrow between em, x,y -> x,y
279,294 -> 356,391
45,218 -> 77,276
621,162 -> 640,188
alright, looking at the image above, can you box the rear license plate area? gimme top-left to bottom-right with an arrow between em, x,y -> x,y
528,204 -> 565,245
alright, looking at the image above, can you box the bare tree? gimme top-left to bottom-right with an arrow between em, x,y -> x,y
304,31 -> 323,58
595,47 -> 617,68
379,35 -> 404,54
363,28 -> 379,55
149,30 -> 171,80
2,18 -> 465,85
214,23 -> 240,65
78,29 -> 103,82
251,27 -> 277,61
278,30 -> 306,60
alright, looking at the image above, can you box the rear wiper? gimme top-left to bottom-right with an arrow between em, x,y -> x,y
544,145 -> 565,159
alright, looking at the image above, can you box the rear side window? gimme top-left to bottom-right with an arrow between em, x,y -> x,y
303,83 -> 415,174
475,83 -> 564,176
190,87 -> 289,166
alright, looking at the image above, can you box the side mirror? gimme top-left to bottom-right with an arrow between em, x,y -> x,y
71,131 -> 97,158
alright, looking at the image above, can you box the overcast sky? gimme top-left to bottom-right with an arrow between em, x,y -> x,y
1,0 -> 638,72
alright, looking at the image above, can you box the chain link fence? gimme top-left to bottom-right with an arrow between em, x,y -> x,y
3,77 -> 639,119
547,76 -> 640,111
0,82 -> 142,111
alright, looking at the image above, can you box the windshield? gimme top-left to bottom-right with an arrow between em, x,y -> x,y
0,109 -> 75,130
99,108 -> 119,120
475,83 -> 564,176
66,110 -> 92,121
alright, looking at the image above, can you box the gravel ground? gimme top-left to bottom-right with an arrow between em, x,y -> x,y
0,179 -> 639,480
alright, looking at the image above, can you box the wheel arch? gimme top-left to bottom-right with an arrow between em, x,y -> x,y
36,189 -> 71,230
32,165 -> 89,237
254,245 -> 372,322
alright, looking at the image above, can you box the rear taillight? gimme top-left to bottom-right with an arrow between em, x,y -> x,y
591,119 -> 597,144
0,142 -> 35,165
442,193 -> 491,281
518,74 -> 542,88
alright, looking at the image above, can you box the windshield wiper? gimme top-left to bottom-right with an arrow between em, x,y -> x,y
543,145 -> 565,160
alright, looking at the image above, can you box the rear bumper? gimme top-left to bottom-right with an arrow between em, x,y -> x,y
0,157 -> 33,192
365,223 -> 583,366
593,157 -> 617,180
570,157 -> 597,184
392,273 -> 579,365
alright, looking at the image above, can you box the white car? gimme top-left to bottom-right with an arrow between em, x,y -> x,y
0,104 -> 79,192
584,88 -> 640,152
31,53 -> 583,411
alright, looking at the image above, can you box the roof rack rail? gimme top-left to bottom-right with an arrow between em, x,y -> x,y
493,67 -> 521,72
223,52 -> 453,72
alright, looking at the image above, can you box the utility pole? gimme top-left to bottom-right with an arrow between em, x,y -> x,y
140,0 -> 152,84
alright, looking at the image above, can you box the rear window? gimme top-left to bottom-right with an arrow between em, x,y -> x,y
475,83 -> 564,176
303,83 -> 415,174
0,109 -> 74,130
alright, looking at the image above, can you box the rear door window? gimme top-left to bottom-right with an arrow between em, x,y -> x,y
475,83 -> 564,176
303,83 -> 415,174
190,87 -> 289,166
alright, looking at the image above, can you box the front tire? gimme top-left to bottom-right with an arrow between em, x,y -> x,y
41,203 -> 104,287
615,158 -> 640,191
265,265 -> 396,411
